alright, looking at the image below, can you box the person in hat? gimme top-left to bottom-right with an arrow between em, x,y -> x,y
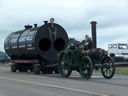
48,18 -> 57,40
82,35 -> 92,49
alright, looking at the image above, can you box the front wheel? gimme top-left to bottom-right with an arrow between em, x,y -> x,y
79,56 -> 93,79
101,56 -> 115,79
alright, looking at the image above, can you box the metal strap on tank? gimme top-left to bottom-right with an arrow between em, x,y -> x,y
48,27 -> 57,40
48,27 -> 52,37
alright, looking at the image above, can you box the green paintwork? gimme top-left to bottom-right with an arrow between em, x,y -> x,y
58,44 -> 115,79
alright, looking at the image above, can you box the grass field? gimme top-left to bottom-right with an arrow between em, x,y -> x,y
116,67 -> 128,74
94,67 -> 128,75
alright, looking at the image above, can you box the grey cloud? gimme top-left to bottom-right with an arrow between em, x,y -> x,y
0,0 -> 128,51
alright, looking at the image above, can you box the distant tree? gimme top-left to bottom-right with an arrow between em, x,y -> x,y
0,51 -> 10,63
69,38 -> 80,45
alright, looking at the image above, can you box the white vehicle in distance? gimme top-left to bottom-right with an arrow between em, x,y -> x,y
108,43 -> 128,61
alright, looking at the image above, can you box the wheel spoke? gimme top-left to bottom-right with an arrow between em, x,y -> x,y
104,68 -> 108,72
108,69 -> 113,72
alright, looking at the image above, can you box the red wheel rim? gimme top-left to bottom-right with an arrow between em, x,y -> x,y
33,68 -> 36,72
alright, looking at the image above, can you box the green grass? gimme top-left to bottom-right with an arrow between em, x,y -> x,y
116,67 -> 128,74
94,67 -> 128,75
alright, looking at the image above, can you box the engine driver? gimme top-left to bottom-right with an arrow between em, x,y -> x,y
82,35 -> 92,49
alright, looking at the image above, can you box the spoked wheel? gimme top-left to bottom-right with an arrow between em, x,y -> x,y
101,56 -> 115,79
33,64 -> 40,74
79,56 -> 93,79
58,52 -> 72,77
11,64 -> 17,72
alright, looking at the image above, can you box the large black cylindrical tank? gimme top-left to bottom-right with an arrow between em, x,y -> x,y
4,22 -> 68,62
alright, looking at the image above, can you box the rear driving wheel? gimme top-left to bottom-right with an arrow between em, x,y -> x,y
58,52 -> 72,77
79,56 -> 93,79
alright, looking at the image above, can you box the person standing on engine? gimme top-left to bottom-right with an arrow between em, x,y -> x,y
48,18 -> 57,40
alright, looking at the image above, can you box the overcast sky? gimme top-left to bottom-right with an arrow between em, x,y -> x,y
0,0 -> 128,51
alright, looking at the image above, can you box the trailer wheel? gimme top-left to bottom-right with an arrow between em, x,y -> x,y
11,64 -> 17,72
33,64 -> 40,74
101,56 -> 115,79
79,56 -> 93,79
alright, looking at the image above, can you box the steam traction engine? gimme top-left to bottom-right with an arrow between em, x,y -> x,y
58,21 -> 115,79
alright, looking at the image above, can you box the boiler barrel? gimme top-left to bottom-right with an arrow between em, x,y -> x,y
4,23 -> 68,61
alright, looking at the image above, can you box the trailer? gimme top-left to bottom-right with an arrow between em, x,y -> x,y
4,18 -> 68,74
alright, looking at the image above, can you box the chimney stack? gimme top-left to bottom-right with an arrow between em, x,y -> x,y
90,21 -> 97,49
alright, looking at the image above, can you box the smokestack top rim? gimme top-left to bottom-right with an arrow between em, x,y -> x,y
90,21 -> 97,24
